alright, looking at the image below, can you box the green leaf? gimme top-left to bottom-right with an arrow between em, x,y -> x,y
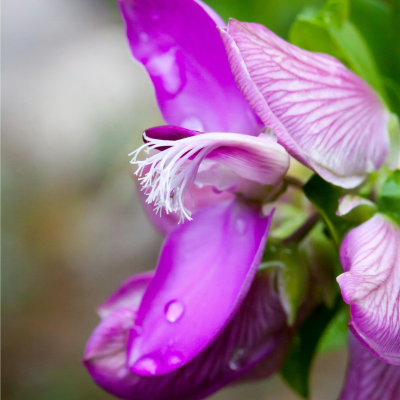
302,175 -> 351,245
318,305 -> 350,354
289,0 -> 388,103
350,0 -> 400,88
377,169 -> 400,225
204,0 -> 326,39
300,222 -> 340,308
280,297 -> 343,398
387,114 -> 400,168
262,240 -> 309,326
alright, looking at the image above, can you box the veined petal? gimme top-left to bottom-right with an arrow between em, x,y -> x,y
117,0 -> 263,135
83,270 -> 290,400
337,214 -> 400,364
130,127 -> 289,222
127,200 -> 273,375
220,20 -> 390,188
339,334 -> 400,400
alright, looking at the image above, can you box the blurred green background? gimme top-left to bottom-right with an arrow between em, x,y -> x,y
3,0 -> 398,399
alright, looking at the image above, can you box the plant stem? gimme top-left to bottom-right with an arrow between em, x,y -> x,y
282,212 -> 320,245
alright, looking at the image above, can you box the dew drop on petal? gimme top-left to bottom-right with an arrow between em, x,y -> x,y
167,353 -> 183,367
228,348 -> 245,371
181,117 -> 204,131
133,356 -> 162,376
165,300 -> 185,323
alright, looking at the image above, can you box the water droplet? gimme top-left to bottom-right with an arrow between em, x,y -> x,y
165,300 -> 185,322
146,48 -> 183,95
133,356 -> 162,376
228,348 -> 245,371
167,353 -> 183,366
181,117 -> 204,131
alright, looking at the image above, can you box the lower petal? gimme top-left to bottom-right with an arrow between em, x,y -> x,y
128,199 -> 273,375
83,270 -> 290,400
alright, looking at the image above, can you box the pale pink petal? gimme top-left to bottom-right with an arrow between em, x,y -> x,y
337,195 -> 376,217
220,20 -> 390,188
337,214 -> 400,364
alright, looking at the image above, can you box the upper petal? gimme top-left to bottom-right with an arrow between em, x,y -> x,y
337,214 -> 400,365
117,0 -> 263,135
83,270 -> 290,400
220,20 -> 390,188
339,333 -> 400,400
127,199 -> 273,375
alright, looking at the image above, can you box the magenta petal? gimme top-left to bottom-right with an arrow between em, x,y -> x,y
118,0 -> 263,135
220,20 -> 390,188
127,200 -> 273,375
337,215 -> 400,365
339,334 -> 400,400
83,271 -> 290,400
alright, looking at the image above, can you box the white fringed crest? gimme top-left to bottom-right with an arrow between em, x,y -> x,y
129,133 -> 218,223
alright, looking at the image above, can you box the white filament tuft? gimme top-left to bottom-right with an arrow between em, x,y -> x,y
129,133 -> 216,223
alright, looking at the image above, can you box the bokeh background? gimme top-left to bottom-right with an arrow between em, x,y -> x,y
2,0 -> 350,399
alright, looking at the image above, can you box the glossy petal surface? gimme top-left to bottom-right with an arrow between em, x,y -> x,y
84,271 -> 290,400
220,20 -> 390,188
339,334 -> 400,400
118,0 -> 262,135
127,200 -> 273,375
337,214 -> 400,364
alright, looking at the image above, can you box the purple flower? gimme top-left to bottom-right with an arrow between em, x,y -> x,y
339,333 -> 400,400
219,19 -> 391,188
84,1 -> 292,398
337,212 -> 400,365
84,266 -> 291,400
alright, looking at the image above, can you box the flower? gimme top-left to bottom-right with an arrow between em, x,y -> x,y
339,333 -> 400,400
84,267 -> 291,400
219,19 -> 391,188
84,0 -> 292,398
